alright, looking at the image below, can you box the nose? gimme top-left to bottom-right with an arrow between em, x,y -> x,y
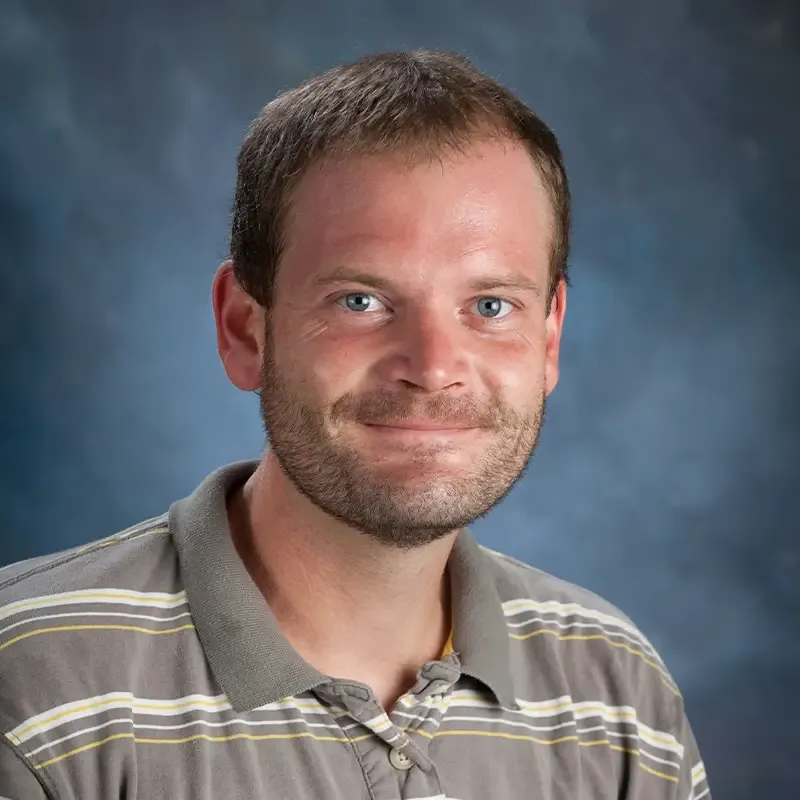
383,307 -> 471,393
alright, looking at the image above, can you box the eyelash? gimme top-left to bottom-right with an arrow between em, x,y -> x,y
333,292 -> 520,321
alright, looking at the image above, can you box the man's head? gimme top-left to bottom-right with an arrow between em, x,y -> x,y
214,50 -> 569,549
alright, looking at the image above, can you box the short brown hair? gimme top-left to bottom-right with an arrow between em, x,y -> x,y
230,50 -> 570,309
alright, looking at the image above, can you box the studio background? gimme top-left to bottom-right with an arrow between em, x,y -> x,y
1,1 -> 798,797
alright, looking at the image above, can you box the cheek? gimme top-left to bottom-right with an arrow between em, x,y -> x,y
487,337 -> 547,394
498,367 -> 546,412
288,338 -> 367,407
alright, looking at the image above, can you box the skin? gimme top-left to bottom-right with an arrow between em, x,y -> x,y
212,136 -> 567,709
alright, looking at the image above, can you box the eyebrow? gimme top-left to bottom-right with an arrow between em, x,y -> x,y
314,266 -> 542,296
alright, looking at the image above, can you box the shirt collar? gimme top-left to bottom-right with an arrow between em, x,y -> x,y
170,460 -> 518,711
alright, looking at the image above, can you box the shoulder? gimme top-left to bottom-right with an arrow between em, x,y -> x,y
0,514 -> 176,603
0,513 -> 185,725
480,543 -> 641,625
479,543 -> 686,726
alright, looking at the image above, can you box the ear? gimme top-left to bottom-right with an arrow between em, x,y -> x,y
543,279 -> 567,396
211,260 -> 266,392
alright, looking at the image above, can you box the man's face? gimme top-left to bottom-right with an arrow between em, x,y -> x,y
259,138 -> 566,549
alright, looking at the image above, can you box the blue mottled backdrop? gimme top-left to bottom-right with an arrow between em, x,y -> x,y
1,1 -> 798,796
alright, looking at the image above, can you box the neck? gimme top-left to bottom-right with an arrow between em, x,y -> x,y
228,454 -> 456,708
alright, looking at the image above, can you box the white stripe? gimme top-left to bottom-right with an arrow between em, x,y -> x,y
507,614 -> 662,661
401,712 -> 579,736
9,689 -> 686,760
363,712 -> 393,732
8,692 -> 230,744
252,697 -> 337,715
403,796 -> 463,800
8,692 -> 136,744
24,712 -> 352,759
635,744 -> 681,770
9,692 -> 337,745
550,724 -> 680,770
399,711 -> 681,770
397,689 -> 573,717
386,729 -> 406,745
688,761 -> 709,800
449,694 -> 683,758
0,610 -> 193,638
572,700 -> 637,721
636,720 -> 684,757
402,796 -> 462,800
502,598 -> 663,664
0,589 -> 188,622
386,692 -> 681,763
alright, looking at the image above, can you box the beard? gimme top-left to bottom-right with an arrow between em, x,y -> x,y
258,341 -> 546,550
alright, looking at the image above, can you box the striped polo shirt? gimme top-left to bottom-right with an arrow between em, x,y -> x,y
0,460 -> 710,799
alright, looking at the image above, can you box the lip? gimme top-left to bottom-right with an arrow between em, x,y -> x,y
359,422 -> 484,443
362,420 -> 478,431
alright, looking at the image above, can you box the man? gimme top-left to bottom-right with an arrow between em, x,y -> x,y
0,50 -> 710,799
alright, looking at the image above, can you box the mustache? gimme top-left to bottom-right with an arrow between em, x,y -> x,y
331,390 -> 503,429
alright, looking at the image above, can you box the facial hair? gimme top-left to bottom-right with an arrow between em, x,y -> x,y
258,340 -> 546,550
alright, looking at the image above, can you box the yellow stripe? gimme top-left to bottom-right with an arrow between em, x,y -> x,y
36,732 -> 135,769
131,698 -> 228,713
633,729 -> 680,749
510,628 -> 680,697
408,711 -> 677,753
517,698 -> 572,714
136,732 -> 349,746
423,730 -> 675,782
6,589 -> 187,616
571,703 -> 634,719
35,729 -> 361,770
403,698 -> 678,752
427,730 -> 647,757
608,743 -> 640,756
638,761 -> 680,783
570,706 -> 678,749
0,623 -> 195,652
432,730 -> 579,745
32,728 -> 678,785
14,695 -> 329,743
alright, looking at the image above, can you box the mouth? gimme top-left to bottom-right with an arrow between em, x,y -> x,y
363,420 -> 478,431
358,421 -> 485,443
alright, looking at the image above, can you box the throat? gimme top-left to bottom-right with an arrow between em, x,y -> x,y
226,465 -> 457,708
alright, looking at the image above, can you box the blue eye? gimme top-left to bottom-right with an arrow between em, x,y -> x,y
475,297 -> 513,319
338,293 -> 385,312
336,293 -> 514,319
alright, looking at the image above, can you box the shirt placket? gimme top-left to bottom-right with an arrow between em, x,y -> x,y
314,659 -> 461,800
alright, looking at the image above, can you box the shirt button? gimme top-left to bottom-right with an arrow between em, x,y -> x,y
388,747 -> 413,771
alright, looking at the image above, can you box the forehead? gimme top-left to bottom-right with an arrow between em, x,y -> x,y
280,138 -> 554,284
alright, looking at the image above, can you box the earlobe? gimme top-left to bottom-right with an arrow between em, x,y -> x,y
544,280 -> 567,396
212,261 -> 265,392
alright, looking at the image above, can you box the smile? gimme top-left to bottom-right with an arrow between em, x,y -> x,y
359,422 -> 484,441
